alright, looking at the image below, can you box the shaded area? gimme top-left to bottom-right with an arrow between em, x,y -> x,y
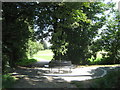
10,66 -> 100,88
45,67 -> 105,82
11,66 -> 77,88
10,64 -> 120,88
31,60 -> 50,67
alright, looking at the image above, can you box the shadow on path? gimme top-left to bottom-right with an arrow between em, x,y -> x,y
11,66 -> 77,88
11,65 -> 120,88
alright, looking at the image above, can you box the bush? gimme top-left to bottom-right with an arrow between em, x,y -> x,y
88,57 -> 113,65
2,74 -> 16,88
72,70 -> 120,88
2,54 -> 10,74
91,70 -> 120,88
27,40 -> 44,58
16,58 -> 37,66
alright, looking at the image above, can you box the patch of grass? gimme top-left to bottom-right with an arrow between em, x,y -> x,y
71,70 -> 120,88
35,49 -> 53,55
2,74 -> 16,88
33,49 -> 53,60
34,56 -> 53,60
16,58 -> 37,66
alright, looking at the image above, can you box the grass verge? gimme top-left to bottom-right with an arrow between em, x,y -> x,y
71,70 -> 120,88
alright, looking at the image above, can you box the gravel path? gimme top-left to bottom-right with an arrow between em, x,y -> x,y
12,67 -> 77,88
11,66 -> 106,88
11,61 -> 120,88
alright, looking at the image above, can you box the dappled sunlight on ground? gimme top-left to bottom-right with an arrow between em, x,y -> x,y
43,67 -> 104,82
11,66 -> 77,88
10,65 -> 120,88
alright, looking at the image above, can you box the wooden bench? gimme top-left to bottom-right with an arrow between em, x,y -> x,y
44,60 -> 74,73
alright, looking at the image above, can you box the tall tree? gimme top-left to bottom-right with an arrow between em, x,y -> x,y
49,2 -> 108,64
101,12 -> 120,64
2,2 -> 35,71
34,2 -> 110,64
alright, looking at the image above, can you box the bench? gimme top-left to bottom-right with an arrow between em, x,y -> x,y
44,60 -> 74,73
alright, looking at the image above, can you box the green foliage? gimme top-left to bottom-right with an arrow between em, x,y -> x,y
48,2 -> 108,64
92,11 -> 120,64
2,74 -> 16,88
88,51 -> 114,65
41,40 -> 50,50
90,70 -> 120,88
2,54 -> 10,74
27,40 -> 44,58
2,2 -> 119,74
16,59 -> 37,66
2,2 -> 35,70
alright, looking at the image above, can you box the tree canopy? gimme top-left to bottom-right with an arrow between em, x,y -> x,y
2,2 -> 120,73
34,2 -> 110,64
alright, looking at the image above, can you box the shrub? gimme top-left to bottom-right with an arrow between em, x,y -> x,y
72,70 -> 120,88
2,74 -> 16,88
16,58 -> 37,66
91,70 -> 120,88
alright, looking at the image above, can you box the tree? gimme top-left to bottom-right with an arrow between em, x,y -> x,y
27,39 -> 44,58
2,2 -> 118,73
100,12 -> 120,64
41,40 -> 49,50
33,2 -> 110,64
2,2 -> 35,71
90,3 -> 120,64
48,2 -> 108,64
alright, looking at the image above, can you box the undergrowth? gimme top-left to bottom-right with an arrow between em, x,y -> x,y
72,70 -> 120,88
2,74 -> 16,88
